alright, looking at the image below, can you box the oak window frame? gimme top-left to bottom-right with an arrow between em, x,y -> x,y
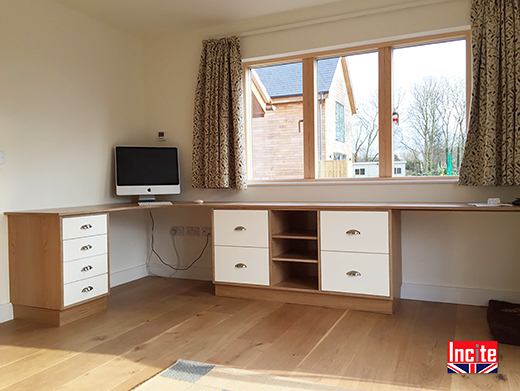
243,30 -> 471,183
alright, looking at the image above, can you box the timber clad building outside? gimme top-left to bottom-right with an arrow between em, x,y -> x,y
251,58 -> 356,180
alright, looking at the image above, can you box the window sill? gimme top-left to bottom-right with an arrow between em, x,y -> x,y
247,176 -> 460,186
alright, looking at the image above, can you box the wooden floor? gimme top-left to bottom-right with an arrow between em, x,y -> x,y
0,277 -> 518,391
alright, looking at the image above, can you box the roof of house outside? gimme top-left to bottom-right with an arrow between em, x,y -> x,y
254,57 -> 340,98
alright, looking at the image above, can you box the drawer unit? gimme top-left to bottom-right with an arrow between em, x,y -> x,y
63,273 -> 109,307
321,251 -> 390,296
214,246 -> 269,286
213,210 -> 268,247
62,234 -> 108,262
63,254 -> 109,284
6,212 -> 110,326
62,214 -> 108,240
321,211 -> 389,254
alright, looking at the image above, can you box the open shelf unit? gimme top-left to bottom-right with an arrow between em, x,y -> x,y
270,210 -> 319,291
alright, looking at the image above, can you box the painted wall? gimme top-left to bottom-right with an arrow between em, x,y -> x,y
145,0 -> 520,304
0,0 -> 149,320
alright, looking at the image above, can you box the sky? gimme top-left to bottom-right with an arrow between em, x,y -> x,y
345,39 -> 467,108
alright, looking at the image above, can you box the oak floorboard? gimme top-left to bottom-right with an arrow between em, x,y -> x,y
2,294 -> 211,390
108,300 -> 284,391
0,279 -> 199,369
237,303 -> 312,344
0,278 -> 519,391
336,299 -> 422,391
244,306 -> 346,372
292,309 -> 379,387
392,301 -> 457,391
451,305 -> 511,391
204,303 -> 312,368
55,310 -> 232,391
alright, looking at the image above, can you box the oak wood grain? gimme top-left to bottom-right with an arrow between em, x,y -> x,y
0,278 -> 517,391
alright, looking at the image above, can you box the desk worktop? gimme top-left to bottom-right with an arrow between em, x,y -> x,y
5,201 -> 520,217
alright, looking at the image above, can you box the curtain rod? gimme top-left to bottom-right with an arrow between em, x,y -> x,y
235,0 -> 454,38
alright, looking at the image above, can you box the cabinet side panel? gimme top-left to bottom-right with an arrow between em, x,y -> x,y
389,210 -> 402,300
8,215 -> 62,309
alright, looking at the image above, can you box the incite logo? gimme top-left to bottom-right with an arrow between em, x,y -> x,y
447,341 -> 498,374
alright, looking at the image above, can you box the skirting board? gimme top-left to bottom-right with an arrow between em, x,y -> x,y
0,302 -> 14,323
401,283 -> 520,306
110,265 -> 148,288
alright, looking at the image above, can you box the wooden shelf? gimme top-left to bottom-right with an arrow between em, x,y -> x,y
273,276 -> 318,291
271,230 -> 318,240
272,250 -> 318,263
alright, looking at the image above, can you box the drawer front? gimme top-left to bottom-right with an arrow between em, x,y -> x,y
62,234 -> 108,262
320,211 -> 389,253
62,214 -> 108,240
213,210 -> 268,248
214,246 -> 269,286
63,254 -> 108,284
63,273 -> 108,307
321,251 -> 390,296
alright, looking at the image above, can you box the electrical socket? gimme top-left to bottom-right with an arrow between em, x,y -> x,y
170,226 -> 184,236
201,227 -> 211,236
186,226 -> 200,236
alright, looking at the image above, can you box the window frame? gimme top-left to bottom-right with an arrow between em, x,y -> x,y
243,30 -> 471,183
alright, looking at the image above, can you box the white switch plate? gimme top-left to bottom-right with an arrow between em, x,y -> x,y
0,151 -> 4,164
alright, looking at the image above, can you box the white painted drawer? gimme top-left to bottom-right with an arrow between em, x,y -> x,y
62,234 -> 108,263
321,251 -> 390,296
62,214 -> 108,240
63,254 -> 108,284
63,273 -> 108,307
213,210 -> 268,248
214,245 -> 269,286
320,211 -> 389,254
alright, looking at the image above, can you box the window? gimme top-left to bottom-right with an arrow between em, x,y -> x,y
249,62 -> 303,180
393,40 -> 467,176
335,102 -> 345,142
245,32 -> 469,181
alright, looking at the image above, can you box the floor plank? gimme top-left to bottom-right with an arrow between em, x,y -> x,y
0,277 -> 518,391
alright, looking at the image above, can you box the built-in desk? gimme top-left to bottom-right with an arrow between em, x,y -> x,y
6,202 -> 519,325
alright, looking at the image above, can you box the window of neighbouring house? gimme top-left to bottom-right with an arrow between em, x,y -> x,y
335,102 -> 345,142
245,32 -> 469,182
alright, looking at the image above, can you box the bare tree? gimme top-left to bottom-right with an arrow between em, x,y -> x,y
352,89 -> 404,162
398,76 -> 466,175
352,91 -> 379,162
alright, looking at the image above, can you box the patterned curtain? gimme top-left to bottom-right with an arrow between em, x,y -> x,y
459,0 -> 520,186
191,36 -> 247,190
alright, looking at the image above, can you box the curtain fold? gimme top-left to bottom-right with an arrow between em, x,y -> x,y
191,36 -> 247,190
459,0 -> 520,186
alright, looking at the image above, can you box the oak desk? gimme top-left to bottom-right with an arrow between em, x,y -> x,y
6,202 -> 518,325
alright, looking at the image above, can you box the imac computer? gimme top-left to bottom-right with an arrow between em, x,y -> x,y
115,146 -> 180,203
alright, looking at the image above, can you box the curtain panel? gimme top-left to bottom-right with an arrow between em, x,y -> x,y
192,36 -> 247,190
459,0 -> 520,186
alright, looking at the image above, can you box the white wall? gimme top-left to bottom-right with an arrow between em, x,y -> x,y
0,0 -> 149,321
145,0 -> 520,305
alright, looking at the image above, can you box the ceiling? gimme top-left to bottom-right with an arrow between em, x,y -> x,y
52,0 -> 342,37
